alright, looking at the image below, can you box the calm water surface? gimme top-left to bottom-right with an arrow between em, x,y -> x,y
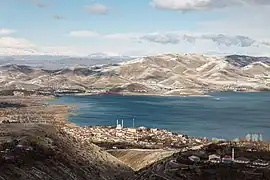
50,92 -> 270,140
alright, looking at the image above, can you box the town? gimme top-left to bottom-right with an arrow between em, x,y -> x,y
1,95 -> 270,180
60,121 -> 208,150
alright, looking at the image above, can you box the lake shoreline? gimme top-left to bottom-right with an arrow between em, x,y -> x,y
66,89 -> 270,98
50,91 -> 270,140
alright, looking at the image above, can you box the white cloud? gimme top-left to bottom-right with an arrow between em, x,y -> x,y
2,5 -> 270,58
84,3 -> 109,14
0,47 -> 39,56
109,31 -> 267,48
0,37 -> 35,48
0,29 -> 16,35
201,34 -> 256,47
0,36 -> 38,55
140,33 -> 181,44
69,30 -> 99,37
192,6 -> 270,51
262,42 -> 270,46
150,0 -> 270,11
183,35 -> 196,44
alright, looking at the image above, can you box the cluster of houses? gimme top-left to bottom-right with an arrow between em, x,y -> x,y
60,124 -> 207,149
219,85 -> 251,92
187,147 -> 270,168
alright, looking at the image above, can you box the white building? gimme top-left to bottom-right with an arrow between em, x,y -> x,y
188,155 -> 200,163
116,119 -> 123,130
252,159 -> 269,167
234,157 -> 250,164
209,154 -> 221,164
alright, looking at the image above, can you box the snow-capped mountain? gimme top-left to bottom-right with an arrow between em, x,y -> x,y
0,53 -> 269,95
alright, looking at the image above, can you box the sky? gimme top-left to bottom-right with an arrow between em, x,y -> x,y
0,0 -> 270,57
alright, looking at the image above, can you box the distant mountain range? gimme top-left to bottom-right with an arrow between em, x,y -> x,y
0,54 -> 134,69
0,54 -> 269,96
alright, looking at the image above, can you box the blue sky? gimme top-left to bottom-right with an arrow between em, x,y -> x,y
0,0 -> 270,56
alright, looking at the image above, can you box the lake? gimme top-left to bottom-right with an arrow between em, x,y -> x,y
50,92 -> 270,140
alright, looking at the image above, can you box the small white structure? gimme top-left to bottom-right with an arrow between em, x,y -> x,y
246,133 -> 251,141
116,119 -> 123,130
234,157 -> 250,164
188,155 -> 200,162
116,124 -> 122,129
252,159 -> 269,167
16,144 -> 23,148
252,133 -> 259,142
209,154 -> 221,164
209,154 -> 221,160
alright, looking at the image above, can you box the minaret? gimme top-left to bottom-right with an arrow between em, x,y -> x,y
232,147 -> 235,161
259,133 -> 263,142
133,118 -> 135,128
121,119 -> 124,128
116,119 -> 119,126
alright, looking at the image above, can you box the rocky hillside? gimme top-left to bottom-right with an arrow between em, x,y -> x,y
0,54 -> 269,96
130,144 -> 270,180
108,149 -> 177,171
225,55 -> 270,67
0,123 -> 133,180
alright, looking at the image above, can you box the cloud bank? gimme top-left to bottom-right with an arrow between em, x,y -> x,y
0,29 -> 16,35
151,0 -> 270,11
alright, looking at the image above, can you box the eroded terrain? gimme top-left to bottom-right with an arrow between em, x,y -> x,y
0,96 -> 133,180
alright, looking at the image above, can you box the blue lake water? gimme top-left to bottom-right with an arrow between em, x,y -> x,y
50,92 -> 270,140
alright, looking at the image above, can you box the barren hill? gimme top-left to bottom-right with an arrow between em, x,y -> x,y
0,123 -> 133,180
0,53 -> 269,95
130,144 -> 270,180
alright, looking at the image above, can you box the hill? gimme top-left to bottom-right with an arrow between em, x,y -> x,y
130,144 -> 270,180
0,53 -> 269,95
0,96 -> 134,180
0,123 -> 133,180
